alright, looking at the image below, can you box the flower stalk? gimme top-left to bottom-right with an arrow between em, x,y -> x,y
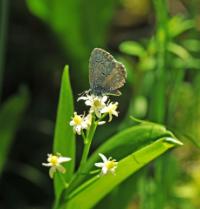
79,117 -> 97,169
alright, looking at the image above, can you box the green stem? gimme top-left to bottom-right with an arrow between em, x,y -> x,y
149,1 -> 169,209
150,0 -> 168,123
58,172 -> 69,189
0,0 -> 9,102
78,120 -> 97,171
58,118 -> 97,206
167,68 -> 185,125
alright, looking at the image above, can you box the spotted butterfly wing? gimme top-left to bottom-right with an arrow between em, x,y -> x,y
89,48 -> 126,96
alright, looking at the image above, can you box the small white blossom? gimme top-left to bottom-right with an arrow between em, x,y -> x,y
98,121 -> 106,125
78,94 -> 108,118
70,112 -> 91,135
42,153 -> 71,178
101,102 -> 118,122
95,153 -> 118,175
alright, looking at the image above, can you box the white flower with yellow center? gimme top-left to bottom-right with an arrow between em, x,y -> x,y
70,112 -> 90,135
101,102 -> 118,122
95,153 -> 118,175
42,153 -> 71,178
78,94 -> 108,118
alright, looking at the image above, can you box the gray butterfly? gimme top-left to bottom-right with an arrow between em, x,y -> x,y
89,48 -> 127,96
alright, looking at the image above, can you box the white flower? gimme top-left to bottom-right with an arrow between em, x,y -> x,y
42,153 -> 71,178
98,121 -> 106,125
101,102 -> 118,122
95,153 -> 118,175
78,94 -> 108,118
69,112 -> 91,135
84,113 -> 92,127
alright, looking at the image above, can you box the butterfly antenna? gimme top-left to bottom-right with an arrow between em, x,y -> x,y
78,89 -> 91,96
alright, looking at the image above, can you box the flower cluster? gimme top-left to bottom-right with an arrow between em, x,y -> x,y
70,93 -> 119,135
43,152 -> 118,178
43,93 -> 119,178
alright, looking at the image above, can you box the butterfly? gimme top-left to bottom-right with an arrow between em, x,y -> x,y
89,48 -> 127,96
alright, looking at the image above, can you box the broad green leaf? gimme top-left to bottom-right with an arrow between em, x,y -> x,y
119,41 -> 146,57
65,123 -> 175,194
63,137 -> 182,209
53,66 -> 75,201
0,87 -> 29,175
95,171 -> 140,209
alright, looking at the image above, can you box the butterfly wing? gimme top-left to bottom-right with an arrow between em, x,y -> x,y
89,48 -> 126,95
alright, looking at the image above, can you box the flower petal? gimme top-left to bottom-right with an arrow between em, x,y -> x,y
77,96 -> 88,101
58,157 -> 71,163
102,166 -> 108,175
108,114 -> 113,122
98,121 -> 106,125
69,121 -> 74,126
57,165 -> 66,174
42,163 -> 52,167
49,166 -> 56,178
95,162 -> 104,168
102,96 -> 108,102
99,153 -> 108,163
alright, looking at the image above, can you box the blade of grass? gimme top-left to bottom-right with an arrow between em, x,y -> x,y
0,87 -> 29,176
53,66 -> 75,203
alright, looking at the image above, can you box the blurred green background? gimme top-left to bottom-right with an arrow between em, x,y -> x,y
0,0 -> 200,208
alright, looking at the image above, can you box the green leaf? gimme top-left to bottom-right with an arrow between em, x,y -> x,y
64,123 -> 176,195
168,42 -> 191,60
26,0 -> 49,22
119,41 -> 146,57
168,15 -> 195,38
63,137 -> 182,209
95,172 -> 139,209
53,66 -> 75,201
26,0 -> 119,80
182,39 -> 200,53
0,87 -> 29,176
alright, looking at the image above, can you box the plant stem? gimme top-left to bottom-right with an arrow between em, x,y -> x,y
150,1 -> 169,209
59,118 -> 97,205
0,0 -> 9,102
79,120 -> 97,171
150,0 -> 168,123
58,172 -> 69,189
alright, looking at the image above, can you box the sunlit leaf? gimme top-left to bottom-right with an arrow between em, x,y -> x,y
119,41 -> 146,57
168,42 -> 191,60
53,66 -> 75,202
64,123 -> 175,195
168,15 -> 195,38
62,137 -> 182,209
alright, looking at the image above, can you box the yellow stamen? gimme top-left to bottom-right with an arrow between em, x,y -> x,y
49,155 -> 59,166
73,115 -> 82,125
105,160 -> 116,170
93,99 -> 101,108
